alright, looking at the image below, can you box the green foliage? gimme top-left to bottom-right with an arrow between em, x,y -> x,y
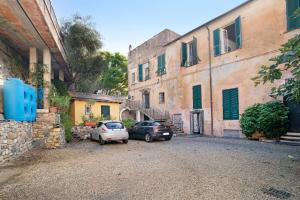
240,104 -> 262,137
123,118 -> 136,129
240,101 -> 289,139
61,14 -> 105,87
252,10 -> 300,103
61,113 -> 73,143
48,85 -> 71,112
53,79 -> 69,96
99,52 -> 128,95
81,113 -> 103,122
30,63 -> 49,88
8,55 -> 29,81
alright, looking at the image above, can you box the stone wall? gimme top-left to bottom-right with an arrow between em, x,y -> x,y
32,110 -> 65,148
0,110 -> 66,164
72,126 -> 93,140
0,121 -> 33,164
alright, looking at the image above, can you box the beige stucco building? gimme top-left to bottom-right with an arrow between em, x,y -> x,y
127,0 -> 300,137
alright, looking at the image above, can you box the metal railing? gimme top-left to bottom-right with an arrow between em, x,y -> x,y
123,99 -> 170,120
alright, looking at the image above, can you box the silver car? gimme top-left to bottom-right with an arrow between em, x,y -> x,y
90,121 -> 129,145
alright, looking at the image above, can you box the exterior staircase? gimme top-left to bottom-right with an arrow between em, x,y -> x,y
122,99 -> 184,134
280,132 -> 300,146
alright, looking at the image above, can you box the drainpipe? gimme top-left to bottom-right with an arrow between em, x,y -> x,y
206,26 -> 214,136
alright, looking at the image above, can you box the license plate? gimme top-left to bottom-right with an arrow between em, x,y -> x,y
163,132 -> 169,136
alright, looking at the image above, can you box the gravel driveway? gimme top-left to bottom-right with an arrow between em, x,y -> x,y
0,136 -> 300,200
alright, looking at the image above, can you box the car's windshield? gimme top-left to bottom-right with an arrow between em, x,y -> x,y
105,122 -> 124,129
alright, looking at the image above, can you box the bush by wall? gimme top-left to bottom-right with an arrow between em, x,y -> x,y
123,118 -> 136,129
61,113 -> 73,143
240,101 -> 289,139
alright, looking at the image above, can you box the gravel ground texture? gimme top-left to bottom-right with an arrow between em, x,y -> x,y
0,136 -> 300,200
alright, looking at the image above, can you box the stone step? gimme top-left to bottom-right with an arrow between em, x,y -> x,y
280,140 -> 300,146
281,136 -> 300,141
286,132 -> 300,137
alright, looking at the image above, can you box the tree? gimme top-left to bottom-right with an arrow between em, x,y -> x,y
252,8 -> 300,103
61,15 -> 105,89
98,52 -> 128,95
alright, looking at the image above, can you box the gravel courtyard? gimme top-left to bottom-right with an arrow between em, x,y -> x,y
0,137 -> 300,200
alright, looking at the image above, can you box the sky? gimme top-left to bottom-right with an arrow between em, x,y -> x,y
52,0 -> 247,56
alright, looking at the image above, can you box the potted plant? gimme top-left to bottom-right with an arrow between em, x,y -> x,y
84,113 -> 96,127
48,85 -> 59,113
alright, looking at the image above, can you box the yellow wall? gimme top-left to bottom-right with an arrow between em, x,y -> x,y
70,100 -> 120,125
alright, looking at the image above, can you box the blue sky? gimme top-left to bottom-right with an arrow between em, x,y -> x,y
52,0 -> 247,56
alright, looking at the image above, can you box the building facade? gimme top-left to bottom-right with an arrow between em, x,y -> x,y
127,0 -> 300,137
69,92 -> 122,125
0,0 -> 68,119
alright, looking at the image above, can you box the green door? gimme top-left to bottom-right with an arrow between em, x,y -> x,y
284,99 -> 300,132
101,105 -> 110,120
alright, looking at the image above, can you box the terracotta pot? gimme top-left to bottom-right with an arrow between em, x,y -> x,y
85,121 -> 97,127
251,131 -> 264,140
49,106 -> 58,113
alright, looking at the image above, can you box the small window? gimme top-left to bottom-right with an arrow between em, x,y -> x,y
85,104 -> 92,115
132,72 -> 136,84
221,23 -> 237,53
159,92 -> 165,104
181,37 -> 198,67
214,17 -> 241,56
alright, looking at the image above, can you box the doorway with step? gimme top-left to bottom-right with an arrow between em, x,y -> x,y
284,99 -> 300,133
190,110 -> 204,135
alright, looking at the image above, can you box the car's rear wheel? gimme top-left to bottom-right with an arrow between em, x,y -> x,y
99,136 -> 105,145
145,133 -> 152,143
123,140 -> 128,144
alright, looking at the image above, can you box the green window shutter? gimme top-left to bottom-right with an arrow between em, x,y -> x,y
223,88 -> 239,120
181,43 -> 187,66
162,54 -> 166,74
157,56 -> 161,75
193,85 -> 202,109
192,37 -> 198,65
101,105 -> 110,120
235,16 -> 242,49
286,0 -> 300,31
138,64 -> 143,82
213,29 -> 221,56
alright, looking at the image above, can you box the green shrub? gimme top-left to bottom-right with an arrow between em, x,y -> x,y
258,101 -> 289,139
53,79 -> 69,96
61,113 -> 73,143
240,101 -> 289,139
240,104 -> 262,137
123,118 -> 136,129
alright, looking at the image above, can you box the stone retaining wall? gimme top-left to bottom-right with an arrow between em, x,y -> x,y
72,126 -> 93,140
0,110 -> 66,164
0,121 -> 33,163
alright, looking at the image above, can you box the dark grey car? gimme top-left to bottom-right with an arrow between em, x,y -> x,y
129,121 -> 173,142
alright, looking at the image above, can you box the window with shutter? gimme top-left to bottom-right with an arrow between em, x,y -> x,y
181,43 -> 187,67
223,88 -> 239,120
193,85 -> 202,109
157,54 -> 166,76
138,64 -> 143,82
101,105 -> 110,120
286,0 -> 300,31
192,37 -> 198,65
213,29 -> 221,56
235,16 -> 242,48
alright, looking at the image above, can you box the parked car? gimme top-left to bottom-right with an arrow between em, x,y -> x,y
90,121 -> 129,145
129,121 -> 173,142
